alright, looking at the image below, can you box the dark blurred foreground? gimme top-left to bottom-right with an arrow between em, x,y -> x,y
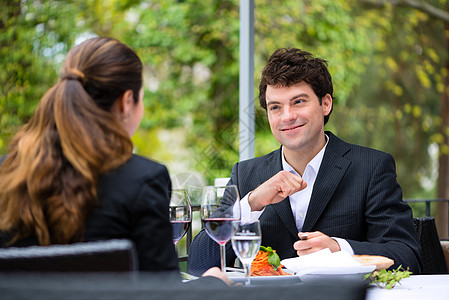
0,272 -> 367,300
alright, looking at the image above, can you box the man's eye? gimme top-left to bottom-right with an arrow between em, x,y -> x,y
294,100 -> 303,105
269,105 -> 280,111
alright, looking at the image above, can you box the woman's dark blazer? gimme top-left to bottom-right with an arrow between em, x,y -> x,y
0,155 -> 179,272
188,131 -> 422,275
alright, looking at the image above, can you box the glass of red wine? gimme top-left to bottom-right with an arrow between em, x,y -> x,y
201,184 -> 241,273
169,189 -> 192,245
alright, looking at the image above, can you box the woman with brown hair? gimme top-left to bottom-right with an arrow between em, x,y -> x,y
0,36 -> 177,272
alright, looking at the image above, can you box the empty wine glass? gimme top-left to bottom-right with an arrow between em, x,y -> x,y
169,189 -> 192,245
201,185 -> 240,272
231,220 -> 261,286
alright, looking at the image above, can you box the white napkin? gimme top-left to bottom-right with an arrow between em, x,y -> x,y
281,248 -> 375,276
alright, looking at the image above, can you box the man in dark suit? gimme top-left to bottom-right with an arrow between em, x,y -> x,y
188,48 -> 421,276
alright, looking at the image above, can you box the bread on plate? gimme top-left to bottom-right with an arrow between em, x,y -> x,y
352,255 -> 394,270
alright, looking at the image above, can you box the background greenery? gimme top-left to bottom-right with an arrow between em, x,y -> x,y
1,0 -> 448,236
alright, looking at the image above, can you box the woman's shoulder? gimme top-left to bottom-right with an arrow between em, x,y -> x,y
100,154 -> 170,184
96,155 -> 171,209
122,154 -> 167,172
127,154 -> 168,170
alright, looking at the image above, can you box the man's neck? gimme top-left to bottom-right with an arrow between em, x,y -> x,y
283,134 -> 327,176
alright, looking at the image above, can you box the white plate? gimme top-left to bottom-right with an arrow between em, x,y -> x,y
227,273 -> 301,286
226,269 -> 301,286
292,264 -> 376,276
298,271 -> 373,283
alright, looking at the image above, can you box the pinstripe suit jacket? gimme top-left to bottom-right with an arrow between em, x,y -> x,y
187,132 -> 422,276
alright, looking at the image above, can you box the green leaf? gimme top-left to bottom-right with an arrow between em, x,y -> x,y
259,245 -> 281,270
267,251 -> 281,270
364,266 -> 412,289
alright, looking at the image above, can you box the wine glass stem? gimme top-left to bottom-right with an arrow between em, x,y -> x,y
244,263 -> 251,286
173,241 -> 178,254
219,244 -> 226,273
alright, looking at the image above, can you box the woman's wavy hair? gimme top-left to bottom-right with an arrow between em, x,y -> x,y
258,48 -> 334,125
0,37 -> 142,245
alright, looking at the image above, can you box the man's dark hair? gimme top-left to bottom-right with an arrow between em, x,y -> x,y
258,48 -> 333,125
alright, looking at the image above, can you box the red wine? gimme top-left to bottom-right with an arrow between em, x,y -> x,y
202,218 -> 237,245
171,221 -> 190,243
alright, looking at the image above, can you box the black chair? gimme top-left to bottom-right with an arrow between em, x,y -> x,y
0,239 -> 138,272
413,217 -> 448,274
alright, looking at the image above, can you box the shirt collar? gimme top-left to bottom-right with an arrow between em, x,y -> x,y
281,134 -> 329,176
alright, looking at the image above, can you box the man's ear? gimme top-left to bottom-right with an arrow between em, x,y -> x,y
322,94 -> 333,116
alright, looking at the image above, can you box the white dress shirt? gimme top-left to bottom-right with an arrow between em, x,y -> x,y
239,134 -> 354,254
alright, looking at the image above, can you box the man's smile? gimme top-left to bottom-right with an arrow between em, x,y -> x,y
280,123 -> 306,132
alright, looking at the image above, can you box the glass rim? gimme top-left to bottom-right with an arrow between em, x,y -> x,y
232,219 -> 260,225
203,184 -> 238,188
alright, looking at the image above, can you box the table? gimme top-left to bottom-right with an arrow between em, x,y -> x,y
366,275 -> 449,300
228,273 -> 449,299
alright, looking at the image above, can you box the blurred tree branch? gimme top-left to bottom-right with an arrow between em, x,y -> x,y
360,0 -> 449,23
361,0 -> 449,238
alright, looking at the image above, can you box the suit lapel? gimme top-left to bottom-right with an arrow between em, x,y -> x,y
257,148 -> 282,183
273,197 -> 298,238
302,132 -> 351,232
262,148 -> 300,239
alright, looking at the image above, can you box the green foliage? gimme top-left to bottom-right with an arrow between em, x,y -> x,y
1,0 -> 448,201
120,0 -> 378,184
0,0 -> 87,153
254,0 -> 373,104
120,0 -> 242,183
364,266 -> 412,289
337,1 -> 448,198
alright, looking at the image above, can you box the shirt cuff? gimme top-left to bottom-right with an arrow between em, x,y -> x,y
332,237 -> 354,255
240,192 -> 265,222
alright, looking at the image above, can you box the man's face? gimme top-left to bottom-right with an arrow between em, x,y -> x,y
266,81 -> 332,155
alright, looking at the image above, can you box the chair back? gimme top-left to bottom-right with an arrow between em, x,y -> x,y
0,239 -> 137,272
414,217 -> 448,274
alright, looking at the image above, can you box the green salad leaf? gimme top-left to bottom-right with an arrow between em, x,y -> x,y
364,265 -> 412,289
260,246 -> 281,270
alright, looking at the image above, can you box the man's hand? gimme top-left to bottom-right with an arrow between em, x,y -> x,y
202,267 -> 234,286
248,170 -> 307,211
293,231 -> 341,256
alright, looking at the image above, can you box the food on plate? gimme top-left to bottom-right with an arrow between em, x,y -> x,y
364,266 -> 412,289
353,255 -> 394,270
250,246 -> 290,276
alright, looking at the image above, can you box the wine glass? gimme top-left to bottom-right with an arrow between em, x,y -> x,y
201,185 -> 241,272
231,220 -> 261,286
169,189 -> 192,245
